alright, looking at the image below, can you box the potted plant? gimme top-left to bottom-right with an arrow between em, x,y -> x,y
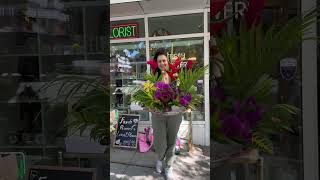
40,64 -> 109,151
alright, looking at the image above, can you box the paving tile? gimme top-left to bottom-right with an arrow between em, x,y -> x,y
124,165 -> 165,180
130,151 -> 158,168
110,147 -> 136,163
110,163 -> 128,174
110,145 -> 210,180
110,163 -> 129,180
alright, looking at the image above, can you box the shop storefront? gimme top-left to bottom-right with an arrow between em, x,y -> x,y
110,8 -> 211,146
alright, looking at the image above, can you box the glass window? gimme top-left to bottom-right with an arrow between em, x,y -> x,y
111,19 -> 145,39
110,42 -> 148,121
148,13 -> 204,37
86,6 -> 108,54
0,6 -> 38,55
0,2 -> 108,180
212,0 -> 304,179
39,7 -> 84,55
150,38 -> 205,121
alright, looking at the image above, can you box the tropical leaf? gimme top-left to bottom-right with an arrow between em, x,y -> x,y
144,72 -> 162,83
246,74 -> 273,102
40,75 -> 109,145
178,65 -> 209,93
252,132 -> 273,154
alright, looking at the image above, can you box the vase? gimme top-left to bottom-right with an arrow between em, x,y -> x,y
229,148 -> 260,164
212,141 -> 260,170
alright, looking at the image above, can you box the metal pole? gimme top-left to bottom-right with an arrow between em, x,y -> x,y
187,109 -> 193,152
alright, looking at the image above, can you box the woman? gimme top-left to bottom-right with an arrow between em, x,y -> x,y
149,49 -> 182,179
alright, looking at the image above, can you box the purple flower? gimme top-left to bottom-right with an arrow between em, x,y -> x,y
220,113 -> 252,143
155,82 -> 170,89
212,86 -> 225,101
179,94 -> 192,107
233,100 -> 243,114
246,110 -> 262,128
230,97 -> 264,129
217,97 -> 265,143
154,82 -> 175,103
244,97 -> 264,128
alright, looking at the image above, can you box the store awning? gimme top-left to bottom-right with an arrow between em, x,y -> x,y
111,0 -> 209,18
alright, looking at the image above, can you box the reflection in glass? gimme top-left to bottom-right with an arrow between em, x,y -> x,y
149,13 -> 203,37
0,2 -> 108,179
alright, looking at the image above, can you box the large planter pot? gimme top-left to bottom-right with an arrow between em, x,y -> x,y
212,140 -> 260,165
212,140 -> 242,160
228,148 -> 260,164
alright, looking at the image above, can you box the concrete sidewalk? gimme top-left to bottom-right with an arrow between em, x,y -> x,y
110,144 -> 210,180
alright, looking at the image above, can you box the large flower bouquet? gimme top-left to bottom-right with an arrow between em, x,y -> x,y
132,58 -> 208,113
211,2 -> 318,154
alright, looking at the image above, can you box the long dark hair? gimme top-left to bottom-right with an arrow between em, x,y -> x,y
153,48 -> 167,77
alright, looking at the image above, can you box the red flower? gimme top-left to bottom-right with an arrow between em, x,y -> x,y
210,0 -> 227,17
245,0 -> 265,28
168,64 -> 180,81
147,59 -> 158,73
210,22 -> 226,35
173,57 -> 182,69
186,60 -> 193,70
210,0 -> 227,35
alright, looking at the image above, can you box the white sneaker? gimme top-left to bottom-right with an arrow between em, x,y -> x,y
165,167 -> 174,180
156,160 -> 163,174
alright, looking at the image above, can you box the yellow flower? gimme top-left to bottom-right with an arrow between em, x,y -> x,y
143,81 -> 156,93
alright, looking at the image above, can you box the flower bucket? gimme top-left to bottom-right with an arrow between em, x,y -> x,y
138,127 -> 154,153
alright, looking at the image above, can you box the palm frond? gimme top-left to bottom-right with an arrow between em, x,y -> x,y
178,65 -> 209,93
246,74 -> 273,102
252,132 -> 273,154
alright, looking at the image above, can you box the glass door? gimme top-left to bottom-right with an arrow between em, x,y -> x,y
110,41 -> 148,120
211,0 -> 308,179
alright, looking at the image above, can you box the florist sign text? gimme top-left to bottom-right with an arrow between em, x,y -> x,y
212,1 -> 247,20
111,23 -> 138,39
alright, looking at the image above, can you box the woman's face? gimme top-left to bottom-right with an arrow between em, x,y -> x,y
157,54 -> 169,71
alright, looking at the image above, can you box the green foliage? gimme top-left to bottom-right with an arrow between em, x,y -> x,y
211,111 -> 229,143
132,65 -> 209,112
178,65 -> 209,110
144,72 -> 162,83
178,65 -> 209,93
41,75 -> 109,145
252,132 -> 273,154
212,8 -> 319,153
215,9 -> 319,97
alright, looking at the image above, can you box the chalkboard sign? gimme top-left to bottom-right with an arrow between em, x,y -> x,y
114,114 -> 140,148
28,166 -> 96,180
